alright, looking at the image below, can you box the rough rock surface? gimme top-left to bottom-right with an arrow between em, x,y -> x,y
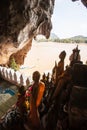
0,0 -> 86,66
0,0 -> 55,65
72,0 -> 87,7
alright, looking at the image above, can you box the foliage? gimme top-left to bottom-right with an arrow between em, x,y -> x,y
10,57 -> 20,71
36,33 -> 87,43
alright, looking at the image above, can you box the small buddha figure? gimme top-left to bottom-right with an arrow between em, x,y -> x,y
69,45 -> 81,66
52,51 -> 66,86
29,71 -> 45,129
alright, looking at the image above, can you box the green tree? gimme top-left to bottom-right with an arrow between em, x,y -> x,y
10,57 -> 20,71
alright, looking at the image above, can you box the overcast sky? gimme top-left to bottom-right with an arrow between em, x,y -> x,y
51,0 -> 87,39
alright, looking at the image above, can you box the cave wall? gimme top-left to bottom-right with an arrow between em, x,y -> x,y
0,0 -> 55,44
0,0 -> 55,65
72,0 -> 87,7
0,0 -> 87,66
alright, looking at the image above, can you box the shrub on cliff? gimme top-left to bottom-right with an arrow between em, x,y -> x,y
9,57 -> 20,71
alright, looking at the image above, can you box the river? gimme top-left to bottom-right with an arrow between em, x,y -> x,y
19,42 -> 87,77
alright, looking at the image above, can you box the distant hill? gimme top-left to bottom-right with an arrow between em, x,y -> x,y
36,33 -> 59,42
61,35 -> 87,43
36,34 -> 87,43
70,35 -> 87,41
49,33 -> 59,40
69,35 -> 87,43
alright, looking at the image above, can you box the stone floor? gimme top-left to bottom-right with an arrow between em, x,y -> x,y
0,78 -> 18,118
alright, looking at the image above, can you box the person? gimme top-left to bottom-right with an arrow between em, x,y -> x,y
69,45 -> 81,66
29,71 -> 45,129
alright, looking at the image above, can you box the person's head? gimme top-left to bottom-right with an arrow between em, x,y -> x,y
32,71 -> 40,82
59,50 -> 66,60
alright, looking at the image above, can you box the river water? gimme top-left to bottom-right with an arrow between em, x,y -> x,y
19,42 -> 87,77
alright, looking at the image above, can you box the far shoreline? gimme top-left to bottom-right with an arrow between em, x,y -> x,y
19,42 -> 87,77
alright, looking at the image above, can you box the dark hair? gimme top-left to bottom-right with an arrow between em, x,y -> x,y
32,71 -> 40,82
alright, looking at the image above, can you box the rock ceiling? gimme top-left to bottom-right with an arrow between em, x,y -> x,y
0,0 -> 86,66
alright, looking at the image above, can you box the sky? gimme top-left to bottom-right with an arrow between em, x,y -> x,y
51,0 -> 87,39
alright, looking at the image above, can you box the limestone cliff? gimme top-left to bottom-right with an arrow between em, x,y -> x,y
0,0 -> 55,65
0,0 -> 87,66
72,0 -> 87,7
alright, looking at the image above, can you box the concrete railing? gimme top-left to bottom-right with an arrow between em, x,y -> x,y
0,66 -> 30,88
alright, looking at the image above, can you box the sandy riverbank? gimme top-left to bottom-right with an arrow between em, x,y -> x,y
19,41 -> 87,77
